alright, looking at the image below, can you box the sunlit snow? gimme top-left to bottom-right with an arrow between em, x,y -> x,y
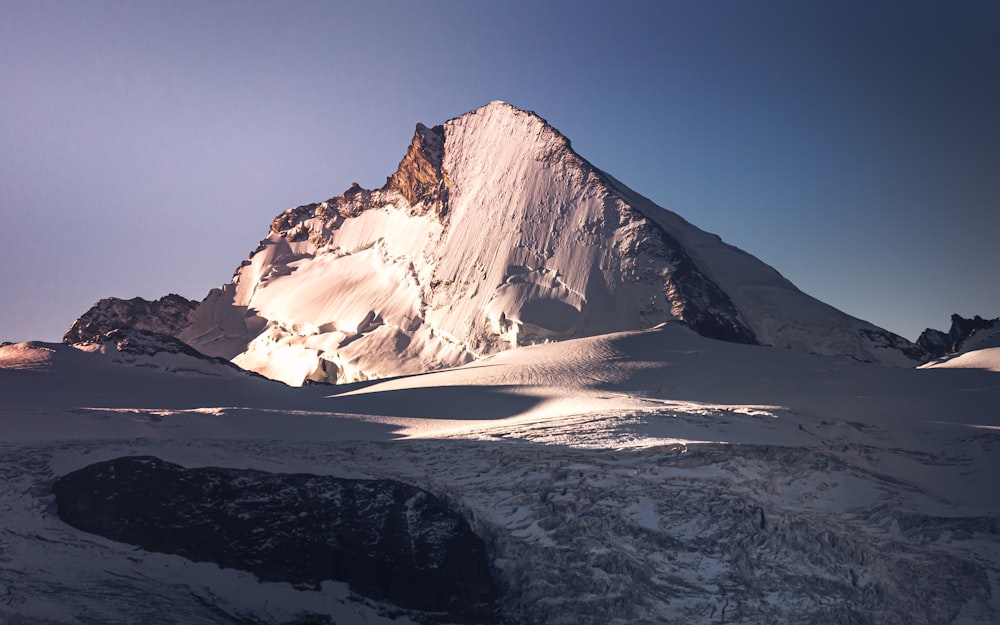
1,322 -> 998,624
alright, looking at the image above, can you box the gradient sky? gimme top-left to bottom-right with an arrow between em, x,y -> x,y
2,0 -> 998,344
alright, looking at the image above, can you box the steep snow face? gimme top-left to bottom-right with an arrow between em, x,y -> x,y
174,101 -> 922,385
423,102 -> 756,354
595,175 -> 926,366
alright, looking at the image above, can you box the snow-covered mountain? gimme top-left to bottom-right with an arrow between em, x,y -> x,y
918,314 -> 999,357
9,101 -> 996,625
69,101 -> 924,386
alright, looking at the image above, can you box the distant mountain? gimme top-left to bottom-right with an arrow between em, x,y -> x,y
918,314 -> 1000,373
918,314 -> 1000,358
68,101 -> 926,385
64,294 -> 197,345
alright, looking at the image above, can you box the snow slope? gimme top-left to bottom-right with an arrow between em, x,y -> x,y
924,347 -> 1000,372
921,324 -> 1000,372
1,325 -> 997,624
160,101 -> 923,386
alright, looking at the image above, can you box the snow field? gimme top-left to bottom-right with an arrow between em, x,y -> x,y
1,320 -> 998,623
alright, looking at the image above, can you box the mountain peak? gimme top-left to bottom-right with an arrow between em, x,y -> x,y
68,103 -> 926,385
448,100 -> 572,156
386,122 -> 447,212
467,100 -> 556,129
470,99 -> 534,117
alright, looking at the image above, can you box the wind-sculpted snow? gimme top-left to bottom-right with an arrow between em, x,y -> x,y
67,100 -> 926,386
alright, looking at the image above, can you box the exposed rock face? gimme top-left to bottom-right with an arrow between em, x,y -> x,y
53,456 -> 500,624
918,314 -> 999,358
387,123 -> 450,213
64,294 -> 197,345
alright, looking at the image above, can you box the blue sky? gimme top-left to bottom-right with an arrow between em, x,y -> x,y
1,0 -> 997,343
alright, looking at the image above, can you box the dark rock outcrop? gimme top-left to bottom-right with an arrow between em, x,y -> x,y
918,314 -> 999,358
386,123 -> 450,215
63,294 -> 197,345
53,456 -> 499,624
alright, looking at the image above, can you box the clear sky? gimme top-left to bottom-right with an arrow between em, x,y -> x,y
1,0 -> 997,344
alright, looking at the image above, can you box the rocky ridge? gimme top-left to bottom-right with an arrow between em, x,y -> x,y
64,294 -> 197,345
918,314 -> 1000,358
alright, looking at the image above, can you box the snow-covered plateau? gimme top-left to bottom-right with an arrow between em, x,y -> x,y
2,102 -> 997,624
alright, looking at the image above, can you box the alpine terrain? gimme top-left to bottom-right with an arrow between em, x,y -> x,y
1,102 -> 996,625
918,314 -> 1000,373
69,101 -> 924,386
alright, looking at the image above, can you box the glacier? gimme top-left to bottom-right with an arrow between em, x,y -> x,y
1,323 -> 998,624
